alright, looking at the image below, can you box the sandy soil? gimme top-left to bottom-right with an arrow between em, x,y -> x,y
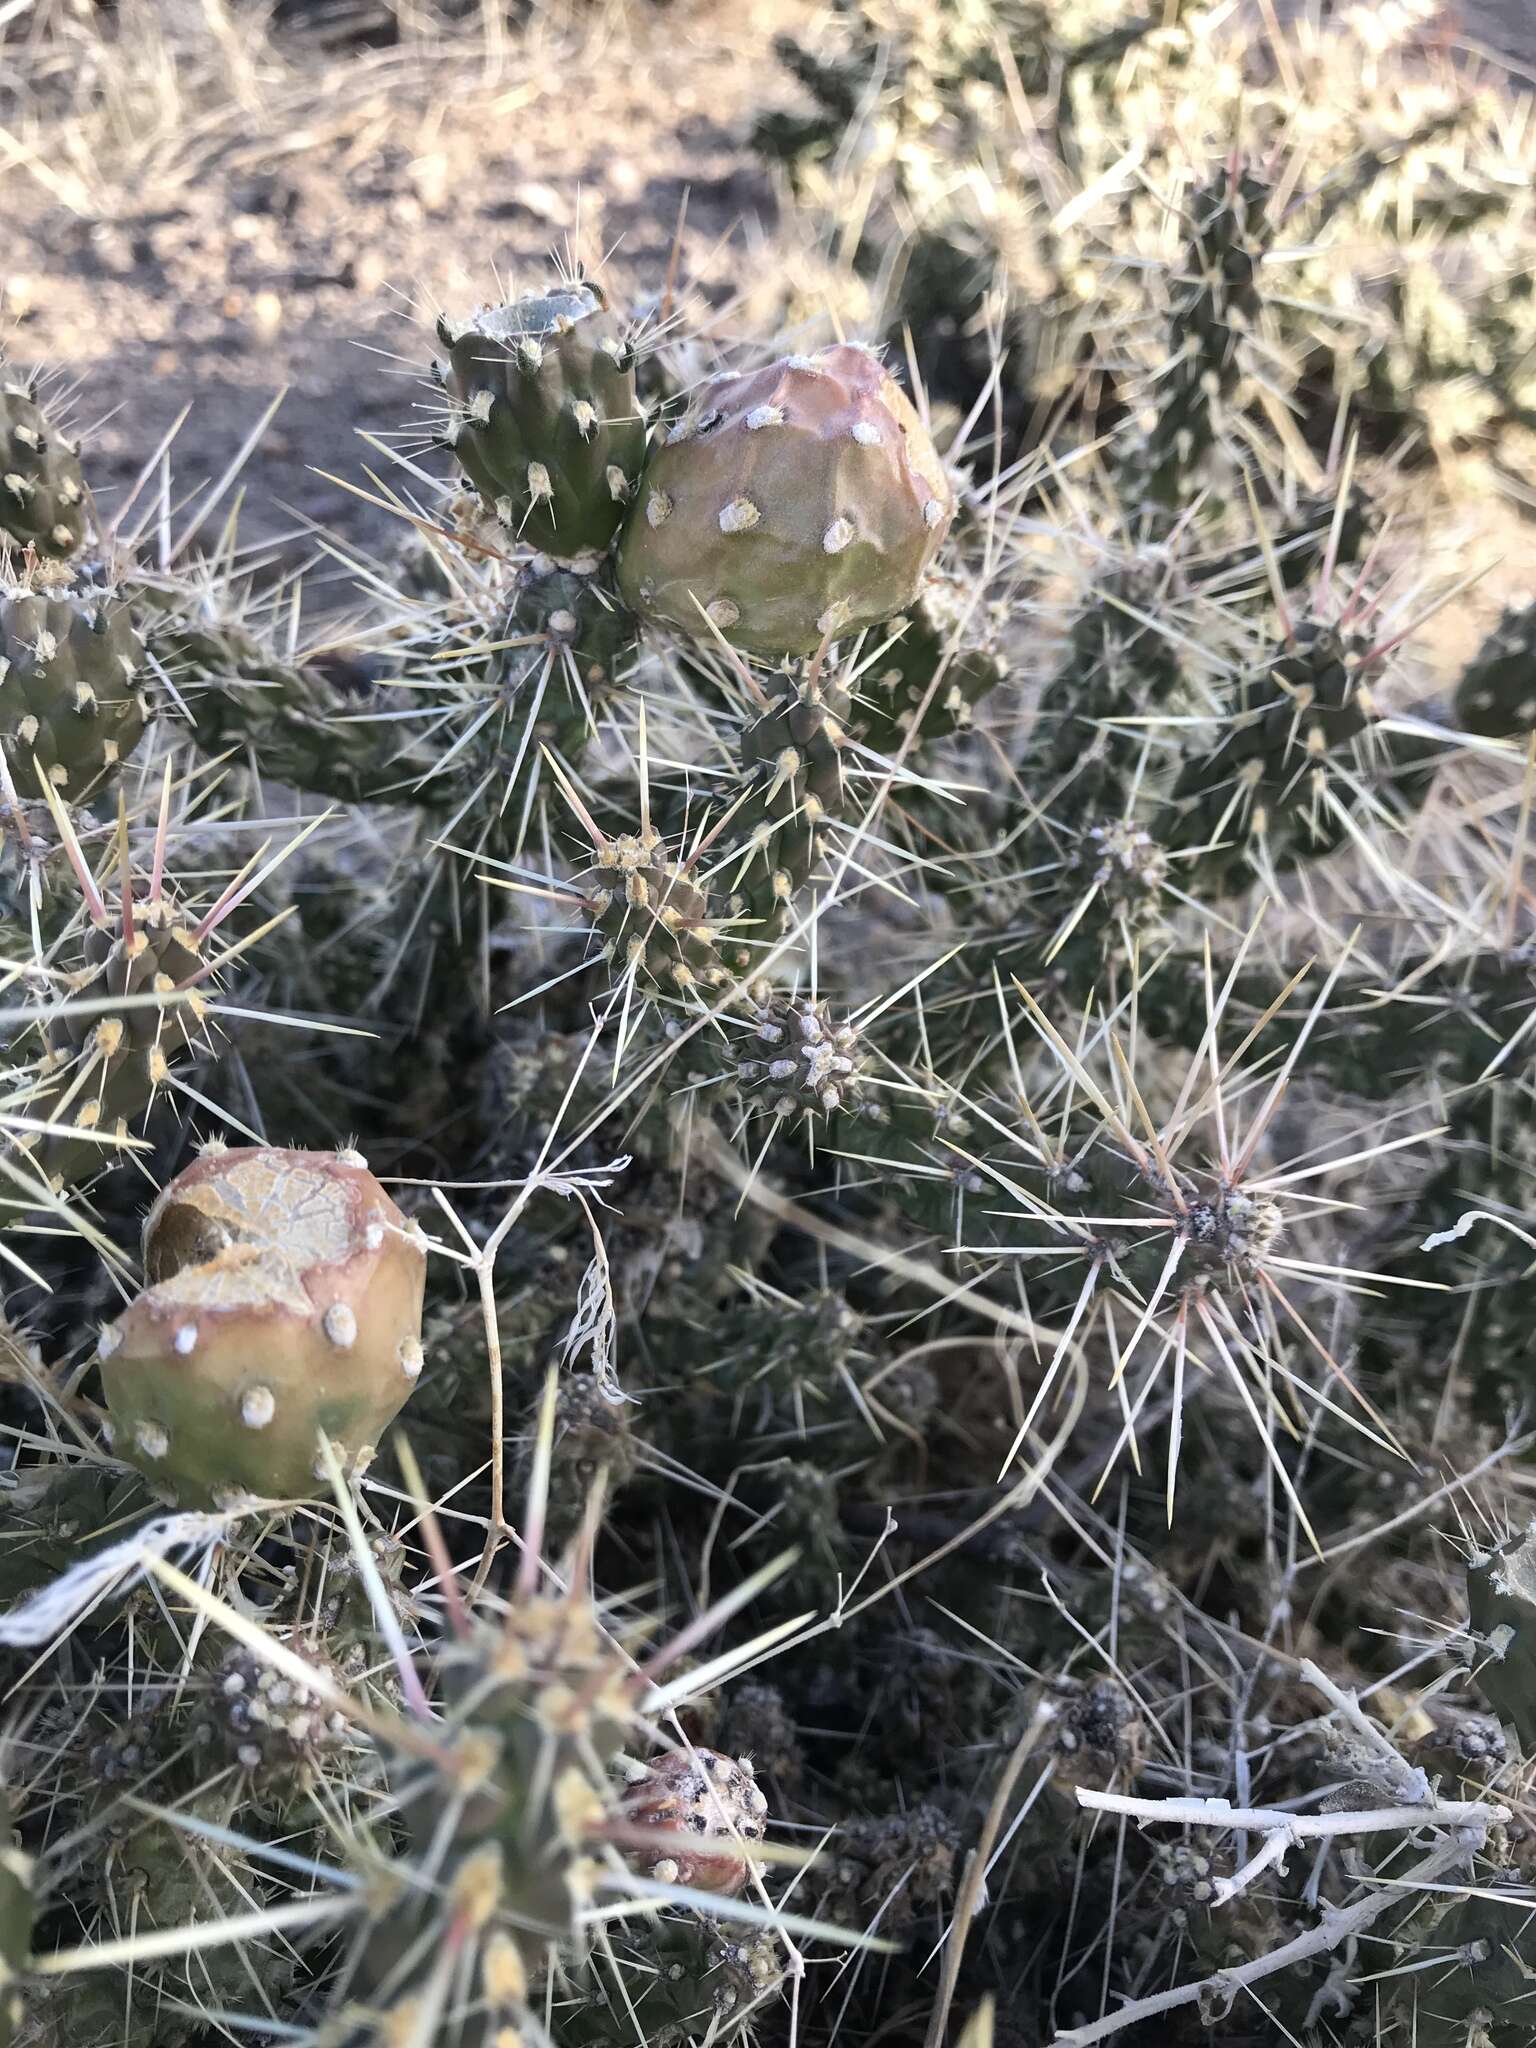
2,0 -> 813,581
5,0 -> 1535,600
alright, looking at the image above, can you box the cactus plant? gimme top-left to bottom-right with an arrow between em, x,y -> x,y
0,574 -> 147,803
436,277 -> 647,560
1467,1524 -> 1536,1752
7,13 -> 1536,2045
97,1144 -> 428,1504
0,375 -> 86,562
1455,599 -> 1536,739
11,883 -> 212,1193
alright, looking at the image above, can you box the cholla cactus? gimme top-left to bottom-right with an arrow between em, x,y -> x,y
0,573 -> 147,803
1136,160 -> 1275,514
0,374 -> 86,562
1467,1524 -> 1536,1752
1160,610 -> 1427,892
97,1144 -> 428,1504
10,13 -> 1536,2043
849,569 -> 1010,754
728,986 -> 868,1121
436,277 -> 646,558
580,826 -> 739,998
9,882 -> 212,1193
1455,599 -> 1536,738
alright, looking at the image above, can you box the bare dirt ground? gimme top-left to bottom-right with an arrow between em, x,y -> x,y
4,0 -> 1535,601
2,0 -> 814,583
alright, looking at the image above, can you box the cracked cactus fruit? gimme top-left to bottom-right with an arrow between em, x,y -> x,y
0,577 -> 147,802
617,342 -> 956,657
1455,599 -> 1536,738
618,1748 -> 769,1896
1467,1523 -> 1536,1752
436,279 -> 646,558
0,374 -> 86,560
97,1146 -> 428,1505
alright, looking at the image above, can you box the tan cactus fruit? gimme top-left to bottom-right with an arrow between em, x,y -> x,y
617,343 -> 955,656
98,1146 -> 428,1505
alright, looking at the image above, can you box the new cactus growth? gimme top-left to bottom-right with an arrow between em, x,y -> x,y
617,343 -> 955,656
97,1144 -> 427,1504
730,665 -> 850,927
850,570 -> 1009,755
1139,162 -> 1273,512
1455,599 -> 1536,738
729,987 -> 867,1121
436,279 -> 646,558
0,376 -> 86,561
475,554 -> 638,810
0,576 -> 147,803
1160,614 -> 1411,890
582,826 -> 737,997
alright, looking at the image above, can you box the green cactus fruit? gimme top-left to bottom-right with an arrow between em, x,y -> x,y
581,826 -> 740,998
728,986 -> 868,1121
14,890 -> 211,1193
617,342 -> 956,657
617,1747 -> 770,1896
0,376 -> 86,560
1455,599 -> 1536,739
0,577 -> 147,803
730,666 -> 850,928
850,569 -> 1009,755
0,1791 -> 30,2048
97,1144 -> 428,1506
1467,1523 -> 1536,1752
436,280 -> 646,559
